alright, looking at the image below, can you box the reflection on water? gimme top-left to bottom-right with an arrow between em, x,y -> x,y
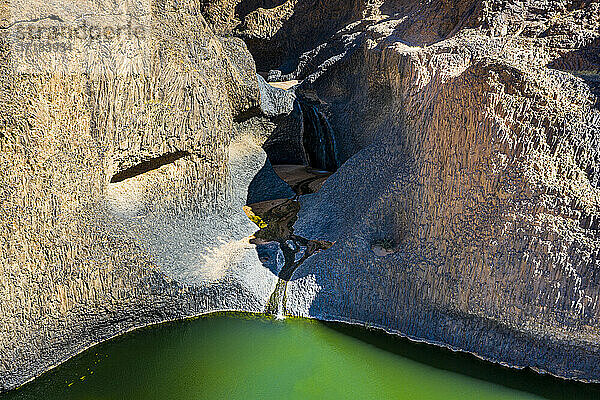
323,321 -> 600,400
3,313 -> 599,400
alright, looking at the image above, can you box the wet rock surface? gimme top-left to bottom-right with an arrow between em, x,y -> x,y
272,165 -> 333,195
243,180 -> 334,316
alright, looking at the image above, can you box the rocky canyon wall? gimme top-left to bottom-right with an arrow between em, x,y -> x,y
264,0 -> 600,382
198,0 -> 600,383
1,0 -> 600,391
0,0 -> 294,391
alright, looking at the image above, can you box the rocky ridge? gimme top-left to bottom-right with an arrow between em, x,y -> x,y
0,0 -> 295,390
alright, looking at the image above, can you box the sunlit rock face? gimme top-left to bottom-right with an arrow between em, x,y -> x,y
198,0 -> 600,382
0,0 -> 293,390
2,0 -> 600,391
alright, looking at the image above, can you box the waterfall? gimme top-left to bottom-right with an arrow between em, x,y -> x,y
298,100 -> 340,172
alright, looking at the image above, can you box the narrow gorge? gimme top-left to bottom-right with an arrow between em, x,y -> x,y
1,0 -> 600,397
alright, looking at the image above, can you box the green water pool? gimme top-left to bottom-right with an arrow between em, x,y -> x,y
4,313 -> 599,399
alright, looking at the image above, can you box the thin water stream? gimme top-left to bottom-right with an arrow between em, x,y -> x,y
298,99 -> 340,172
243,196 -> 333,317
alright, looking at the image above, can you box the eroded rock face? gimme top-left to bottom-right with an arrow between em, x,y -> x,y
1,0 -> 600,391
198,0 -> 600,382
0,0 -> 293,391
279,0 -> 600,382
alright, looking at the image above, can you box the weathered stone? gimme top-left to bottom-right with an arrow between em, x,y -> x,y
2,0 -> 600,391
283,0 -> 600,383
0,0 -> 278,391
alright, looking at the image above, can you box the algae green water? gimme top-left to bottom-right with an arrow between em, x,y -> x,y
4,313 -> 599,400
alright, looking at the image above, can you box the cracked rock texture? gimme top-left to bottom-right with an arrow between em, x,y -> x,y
203,0 -> 600,383
271,0 -> 600,382
0,0 -> 293,391
1,0 -> 600,392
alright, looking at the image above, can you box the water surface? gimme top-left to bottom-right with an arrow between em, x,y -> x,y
4,313 -> 599,399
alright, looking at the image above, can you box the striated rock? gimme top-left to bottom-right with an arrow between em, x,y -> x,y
2,0 -> 600,391
280,0 -> 600,383
197,0 -> 600,383
0,0 -> 287,391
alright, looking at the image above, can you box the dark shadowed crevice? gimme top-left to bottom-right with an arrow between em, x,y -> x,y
233,106 -> 263,123
110,151 -> 190,183
298,99 -> 340,172
233,0 -> 364,73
